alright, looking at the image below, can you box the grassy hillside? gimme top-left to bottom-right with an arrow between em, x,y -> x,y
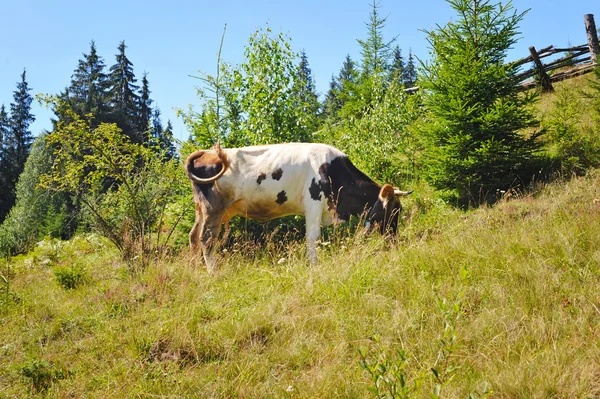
1,166 -> 599,397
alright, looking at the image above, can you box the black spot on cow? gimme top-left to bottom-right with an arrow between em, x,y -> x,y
275,190 -> 288,205
257,173 -> 266,185
271,168 -> 283,180
309,178 -> 322,201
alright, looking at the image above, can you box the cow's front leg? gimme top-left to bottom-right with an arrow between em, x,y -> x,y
304,207 -> 322,263
200,213 -> 224,273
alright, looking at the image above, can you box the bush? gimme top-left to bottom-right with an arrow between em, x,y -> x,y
39,97 -> 188,268
19,359 -> 66,393
53,264 -> 86,290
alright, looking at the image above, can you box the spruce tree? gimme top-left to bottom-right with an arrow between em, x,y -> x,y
1,70 -> 35,222
151,109 -> 176,160
357,0 -> 395,77
403,49 -> 417,88
421,0 -> 540,206
389,45 -> 405,85
0,105 -> 9,219
69,41 -> 109,125
138,72 -> 153,144
0,104 -> 8,163
323,75 -> 341,119
9,70 -> 35,170
107,41 -> 141,143
294,50 -> 320,133
335,54 -> 360,116
162,120 -> 176,160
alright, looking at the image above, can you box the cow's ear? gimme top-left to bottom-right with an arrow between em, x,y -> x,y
379,184 -> 396,207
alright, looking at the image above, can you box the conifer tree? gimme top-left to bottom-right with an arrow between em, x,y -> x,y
294,50 -> 320,132
0,105 -> 9,218
69,41 -> 109,125
389,45 -> 405,84
162,120 -> 176,160
138,72 -> 153,144
1,70 -> 35,222
108,41 -> 141,143
421,0 -> 540,205
151,109 -> 176,160
357,0 -> 395,77
335,54 -> 360,116
323,75 -> 341,119
403,48 -> 417,88
0,104 -> 8,163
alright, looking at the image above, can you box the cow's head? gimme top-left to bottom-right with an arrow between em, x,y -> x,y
366,184 -> 413,234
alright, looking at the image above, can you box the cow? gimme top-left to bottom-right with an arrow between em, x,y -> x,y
185,142 -> 412,271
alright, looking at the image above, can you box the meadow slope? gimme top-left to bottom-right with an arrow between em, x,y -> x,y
1,170 -> 600,398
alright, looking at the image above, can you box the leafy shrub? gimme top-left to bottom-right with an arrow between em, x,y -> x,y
53,264 -> 86,290
19,359 -> 66,393
39,97 -> 188,268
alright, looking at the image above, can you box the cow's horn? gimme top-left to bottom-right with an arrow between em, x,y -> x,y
188,166 -> 227,184
186,142 -> 229,184
394,189 -> 414,196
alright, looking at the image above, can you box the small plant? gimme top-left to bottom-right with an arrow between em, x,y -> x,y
53,264 -> 86,290
19,359 -> 66,393
0,254 -> 14,313
430,293 -> 463,398
359,335 -> 421,399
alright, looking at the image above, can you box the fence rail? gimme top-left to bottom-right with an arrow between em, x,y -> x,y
516,14 -> 599,92
404,14 -> 599,94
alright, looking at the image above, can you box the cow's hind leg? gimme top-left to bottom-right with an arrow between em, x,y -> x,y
189,205 -> 203,264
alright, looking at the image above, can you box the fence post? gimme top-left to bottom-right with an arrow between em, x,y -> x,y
529,46 -> 554,92
585,14 -> 599,64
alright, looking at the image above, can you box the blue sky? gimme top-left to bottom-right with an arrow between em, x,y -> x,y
1,0 -> 598,142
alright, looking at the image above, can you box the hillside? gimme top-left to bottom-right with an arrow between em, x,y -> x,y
1,166 -> 599,397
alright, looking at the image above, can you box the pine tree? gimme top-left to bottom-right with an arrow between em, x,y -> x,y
339,54 -> 359,84
69,41 -> 109,125
1,70 -> 35,222
107,41 -> 141,143
9,70 -> 35,170
403,48 -> 417,88
0,104 -> 8,163
138,72 -> 153,144
0,105 -> 9,213
151,109 -> 176,160
294,50 -> 320,133
162,120 -> 176,160
323,75 -> 341,119
421,0 -> 540,206
335,54 -> 360,116
389,45 -> 405,84
357,0 -> 395,78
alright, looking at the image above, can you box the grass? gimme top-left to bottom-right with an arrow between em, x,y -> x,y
1,168 -> 600,398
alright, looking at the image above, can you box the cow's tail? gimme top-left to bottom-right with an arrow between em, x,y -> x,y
185,142 -> 230,184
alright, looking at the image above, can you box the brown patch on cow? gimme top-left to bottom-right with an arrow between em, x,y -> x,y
271,168 -> 283,180
257,173 -> 267,184
225,198 -> 301,223
275,190 -> 288,205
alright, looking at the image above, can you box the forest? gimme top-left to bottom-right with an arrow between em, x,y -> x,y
1,0 -> 600,396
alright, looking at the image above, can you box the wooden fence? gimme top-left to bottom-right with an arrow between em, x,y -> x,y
515,14 -> 599,92
404,14 -> 599,94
